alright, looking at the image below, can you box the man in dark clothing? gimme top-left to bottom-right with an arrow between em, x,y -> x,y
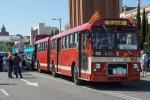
0,55 -> 3,72
13,53 -> 23,78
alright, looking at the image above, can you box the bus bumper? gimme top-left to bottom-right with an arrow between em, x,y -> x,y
90,75 -> 140,82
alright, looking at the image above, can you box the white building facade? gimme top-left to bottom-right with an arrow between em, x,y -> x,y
30,23 -> 58,44
120,4 -> 150,24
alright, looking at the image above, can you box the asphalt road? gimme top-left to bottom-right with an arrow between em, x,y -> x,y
0,71 -> 150,100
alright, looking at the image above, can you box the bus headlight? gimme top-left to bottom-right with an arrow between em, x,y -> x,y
133,64 -> 138,69
96,64 -> 101,69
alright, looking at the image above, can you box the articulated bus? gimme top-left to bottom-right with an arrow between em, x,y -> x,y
35,18 -> 140,84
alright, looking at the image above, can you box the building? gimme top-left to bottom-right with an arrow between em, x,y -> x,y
0,25 -> 11,42
0,25 -> 9,36
120,4 -> 150,24
30,23 -> 58,44
69,0 -> 122,28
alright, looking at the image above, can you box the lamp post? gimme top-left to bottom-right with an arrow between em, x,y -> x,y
52,18 -> 61,32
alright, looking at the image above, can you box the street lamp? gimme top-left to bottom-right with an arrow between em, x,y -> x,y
52,18 -> 61,32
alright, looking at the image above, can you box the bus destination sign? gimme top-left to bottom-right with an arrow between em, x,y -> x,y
105,20 -> 128,25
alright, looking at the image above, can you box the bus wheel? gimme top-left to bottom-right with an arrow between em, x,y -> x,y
52,65 -> 57,77
73,65 -> 81,85
37,62 -> 42,73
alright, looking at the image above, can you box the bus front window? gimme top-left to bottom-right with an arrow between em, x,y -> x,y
118,33 -> 137,50
92,32 -> 116,50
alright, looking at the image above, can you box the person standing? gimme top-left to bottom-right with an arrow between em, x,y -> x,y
140,51 -> 149,77
0,55 -> 3,72
8,52 -> 14,78
13,53 -> 23,78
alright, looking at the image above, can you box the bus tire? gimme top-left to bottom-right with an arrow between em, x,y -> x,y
73,65 -> 81,85
37,62 -> 42,73
52,65 -> 57,77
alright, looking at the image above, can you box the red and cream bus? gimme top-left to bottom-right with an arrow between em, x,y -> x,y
36,18 -> 141,85
35,37 -> 51,71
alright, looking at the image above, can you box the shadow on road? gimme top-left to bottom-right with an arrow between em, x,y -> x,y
50,73 -> 150,92
22,73 -> 33,76
0,83 -> 17,85
83,80 -> 150,92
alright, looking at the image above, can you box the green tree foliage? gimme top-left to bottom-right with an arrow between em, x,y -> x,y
0,42 -> 14,52
136,3 -> 141,30
141,9 -> 146,44
147,24 -> 150,52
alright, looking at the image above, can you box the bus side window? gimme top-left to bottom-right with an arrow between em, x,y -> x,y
65,36 -> 67,49
66,35 -> 69,49
40,43 -> 42,52
75,33 -> 78,48
37,44 -> 39,52
72,33 -> 75,48
62,37 -> 64,49
68,35 -> 71,48
51,40 -> 53,51
54,39 -> 56,50
70,34 -> 73,48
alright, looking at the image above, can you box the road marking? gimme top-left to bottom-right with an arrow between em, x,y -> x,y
0,89 -> 9,96
81,87 -> 142,100
21,79 -> 38,87
33,72 -> 142,100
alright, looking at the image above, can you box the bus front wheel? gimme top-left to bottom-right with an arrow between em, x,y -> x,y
52,65 -> 57,77
73,65 -> 81,85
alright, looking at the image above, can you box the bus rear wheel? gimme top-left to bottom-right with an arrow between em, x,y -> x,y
37,62 -> 42,73
73,65 -> 81,85
52,65 -> 57,77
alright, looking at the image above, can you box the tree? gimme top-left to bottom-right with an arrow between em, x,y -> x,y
147,18 -> 150,52
141,9 -> 146,45
136,2 -> 141,30
0,42 -> 14,52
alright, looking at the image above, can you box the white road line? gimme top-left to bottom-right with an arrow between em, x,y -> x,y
81,87 -> 142,100
33,73 -> 142,100
0,89 -> 9,96
21,79 -> 39,87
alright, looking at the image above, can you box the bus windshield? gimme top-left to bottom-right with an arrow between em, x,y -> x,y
118,33 -> 138,50
92,32 -> 116,50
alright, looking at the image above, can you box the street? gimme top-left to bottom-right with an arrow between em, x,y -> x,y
0,71 -> 150,100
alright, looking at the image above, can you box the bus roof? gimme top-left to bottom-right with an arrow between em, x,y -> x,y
51,23 -> 91,40
50,18 -> 134,40
35,37 -> 50,44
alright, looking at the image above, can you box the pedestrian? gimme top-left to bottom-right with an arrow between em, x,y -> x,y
13,53 -> 23,78
8,52 -> 14,78
3,55 -> 8,72
140,51 -> 149,77
0,55 -> 3,72
21,54 -> 26,70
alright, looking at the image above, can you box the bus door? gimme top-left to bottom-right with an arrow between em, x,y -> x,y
34,44 -> 37,69
47,40 -> 50,71
79,32 -> 89,76
57,38 -> 61,72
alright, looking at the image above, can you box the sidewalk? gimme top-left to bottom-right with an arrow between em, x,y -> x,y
140,68 -> 150,81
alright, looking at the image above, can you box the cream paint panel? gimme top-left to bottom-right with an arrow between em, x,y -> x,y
57,58 -> 92,75
58,65 -> 71,71
40,63 -> 48,67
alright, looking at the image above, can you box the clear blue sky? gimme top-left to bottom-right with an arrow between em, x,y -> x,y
0,0 -> 149,36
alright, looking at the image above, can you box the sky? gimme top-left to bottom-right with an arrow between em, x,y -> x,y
0,0 -> 149,36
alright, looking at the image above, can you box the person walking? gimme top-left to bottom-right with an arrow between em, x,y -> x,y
8,52 -> 14,78
140,51 -> 149,77
13,53 -> 23,78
